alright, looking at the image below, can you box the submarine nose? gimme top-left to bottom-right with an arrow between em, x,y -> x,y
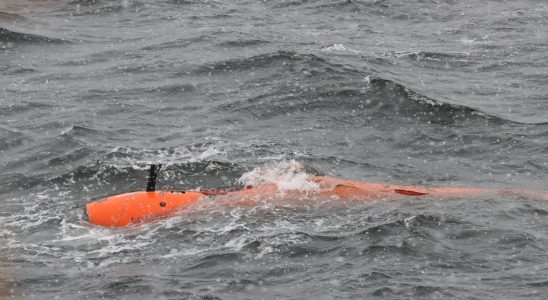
85,194 -> 130,227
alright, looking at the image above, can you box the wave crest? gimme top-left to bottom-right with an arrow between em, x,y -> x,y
0,27 -> 66,45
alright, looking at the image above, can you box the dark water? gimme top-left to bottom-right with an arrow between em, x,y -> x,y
2,0 -> 548,298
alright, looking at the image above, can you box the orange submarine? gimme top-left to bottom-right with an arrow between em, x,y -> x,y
86,164 -> 548,227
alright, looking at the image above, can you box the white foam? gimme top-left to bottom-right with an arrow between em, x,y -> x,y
459,38 -> 476,44
108,140 -> 227,170
237,160 -> 319,192
321,43 -> 360,53
224,235 -> 248,251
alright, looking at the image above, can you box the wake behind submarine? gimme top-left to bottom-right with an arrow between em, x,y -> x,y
85,164 -> 548,227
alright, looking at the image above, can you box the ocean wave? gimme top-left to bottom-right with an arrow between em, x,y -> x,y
64,0 -> 146,16
0,12 -> 26,23
0,64 -> 36,75
0,173 -> 43,195
193,50 -> 326,75
0,127 -> 30,152
83,83 -> 199,100
269,0 -> 377,12
0,102 -> 54,117
221,74 -> 506,126
195,49 -> 514,125
389,50 -> 478,68
140,35 -> 211,52
367,78 -> 506,124
321,43 -> 361,54
216,38 -> 270,48
0,27 -> 66,45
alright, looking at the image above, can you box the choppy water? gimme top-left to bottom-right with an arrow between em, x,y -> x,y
2,0 -> 548,299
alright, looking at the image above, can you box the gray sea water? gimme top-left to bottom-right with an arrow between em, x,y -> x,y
2,0 -> 548,299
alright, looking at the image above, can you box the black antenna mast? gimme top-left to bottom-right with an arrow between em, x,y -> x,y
146,164 -> 162,192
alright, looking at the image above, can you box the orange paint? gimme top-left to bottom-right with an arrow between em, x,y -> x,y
86,191 -> 205,227
85,175 -> 547,227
